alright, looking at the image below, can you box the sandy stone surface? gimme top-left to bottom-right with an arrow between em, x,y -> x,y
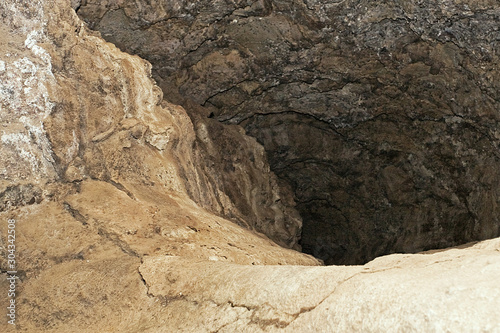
139,240 -> 500,332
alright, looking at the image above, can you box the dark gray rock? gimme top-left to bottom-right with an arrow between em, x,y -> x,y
78,0 -> 500,264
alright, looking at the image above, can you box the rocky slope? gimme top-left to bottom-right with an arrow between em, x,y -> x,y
1,0 -> 305,251
0,0 -> 500,332
77,0 -> 500,264
0,0 -> 318,330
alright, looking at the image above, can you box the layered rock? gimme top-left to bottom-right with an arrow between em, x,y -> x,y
1,1 -> 500,332
0,0 -> 318,330
77,0 -> 500,264
0,0 -> 304,250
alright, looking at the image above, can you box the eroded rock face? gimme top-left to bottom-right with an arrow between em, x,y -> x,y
78,0 -> 500,264
1,1 -> 500,332
139,240 -> 500,332
0,0 -> 318,330
0,0 -> 304,250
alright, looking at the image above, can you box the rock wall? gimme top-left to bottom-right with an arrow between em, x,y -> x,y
0,0 -> 304,250
0,1 -> 499,332
77,0 -> 500,264
0,0 -> 318,330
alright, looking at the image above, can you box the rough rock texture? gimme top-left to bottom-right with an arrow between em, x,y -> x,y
139,239 -> 500,332
178,99 -> 303,250
0,0 -> 305,251
0,185 -> 318,332
78,0 -> 500,264
1,0 -> 500,332
0,0 -> 318,331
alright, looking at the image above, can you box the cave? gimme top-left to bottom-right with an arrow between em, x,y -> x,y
75,0 -> 500,265
2,1 -> 500,330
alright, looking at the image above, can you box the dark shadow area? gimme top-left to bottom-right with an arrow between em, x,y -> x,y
76,0 -> 500,265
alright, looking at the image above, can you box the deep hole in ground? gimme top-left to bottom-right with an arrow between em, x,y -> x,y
77,1 -> 500,265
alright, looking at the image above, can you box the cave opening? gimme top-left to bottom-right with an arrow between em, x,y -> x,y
76,1 -> 500,265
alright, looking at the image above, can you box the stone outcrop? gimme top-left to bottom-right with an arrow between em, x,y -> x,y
0,0 -> 304,251
139,239 -> 500,332
77,0 -> 500,264
0,0 -> 318,330
1,0 -> 500,332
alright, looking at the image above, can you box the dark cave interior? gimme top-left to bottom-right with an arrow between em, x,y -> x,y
77,0 -> 500,265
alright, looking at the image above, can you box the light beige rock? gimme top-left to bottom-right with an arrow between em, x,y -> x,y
138,241 -> 500,332
0,0 -> 303,252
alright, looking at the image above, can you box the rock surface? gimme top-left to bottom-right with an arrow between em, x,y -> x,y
0,0 -> 500,332
78,0 -> 500,264
139,239 -> 500,332
0,0 -> 304,251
